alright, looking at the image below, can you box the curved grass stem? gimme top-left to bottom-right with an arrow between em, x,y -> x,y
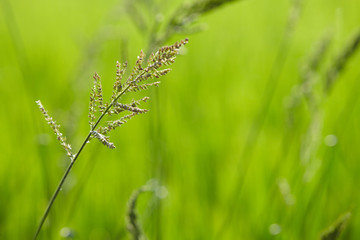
33,38 -> 188,239
33,85 -> 131,240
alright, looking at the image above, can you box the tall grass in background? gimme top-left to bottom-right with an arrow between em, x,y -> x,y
1,0 -> 360,239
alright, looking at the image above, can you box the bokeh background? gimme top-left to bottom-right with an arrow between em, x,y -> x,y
1,0 -> 360,239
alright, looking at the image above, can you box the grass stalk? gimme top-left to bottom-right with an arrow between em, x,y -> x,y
33,39 -> 188,239
33,85 -> 131,240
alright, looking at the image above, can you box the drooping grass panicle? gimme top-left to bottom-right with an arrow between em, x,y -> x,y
325,29 -> 360,92
36,100 -> 74,161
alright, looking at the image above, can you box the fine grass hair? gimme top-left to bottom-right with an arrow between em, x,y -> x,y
34,38 -> 189,240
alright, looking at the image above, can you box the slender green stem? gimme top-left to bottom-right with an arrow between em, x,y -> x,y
33,84 -> 132,240
32,138 -> 87,240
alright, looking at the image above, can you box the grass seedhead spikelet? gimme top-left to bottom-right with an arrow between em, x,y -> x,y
129,81 -> 161,92
89,72 -> 105,127
36,100 -> 74,161
89,80 -> 97,127
94,73 -> 105,112
114,61 -> 127,92
91,130 -> 116,149
114,102 -> 148,113
98,112 -> 139,135
126,50 -> 145,85
131,97 -> 150,106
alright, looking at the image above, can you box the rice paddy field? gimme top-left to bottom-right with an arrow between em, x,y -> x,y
1,0 -> 360,239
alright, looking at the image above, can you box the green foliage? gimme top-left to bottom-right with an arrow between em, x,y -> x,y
1,0 -> 360,239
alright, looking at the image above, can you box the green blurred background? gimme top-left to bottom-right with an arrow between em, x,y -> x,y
1,0 -> 360,239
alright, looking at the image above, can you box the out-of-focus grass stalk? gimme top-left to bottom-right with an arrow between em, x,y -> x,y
325,30 -> 360,92
125,1 -> 243,238
215,0 -> 303,237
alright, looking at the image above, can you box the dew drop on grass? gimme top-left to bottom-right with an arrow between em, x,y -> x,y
269,223 -> 282,235
155,186 -> 168,199
324,134 -> 338,147
59,227 -> 74,238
